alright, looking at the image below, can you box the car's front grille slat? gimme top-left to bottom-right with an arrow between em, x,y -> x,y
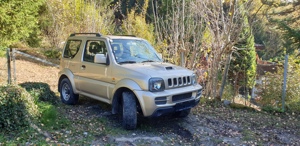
167,76 -> 191,88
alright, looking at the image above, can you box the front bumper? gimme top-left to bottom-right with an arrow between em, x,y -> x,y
151,99 -> 200,117
133,84 -> 202,117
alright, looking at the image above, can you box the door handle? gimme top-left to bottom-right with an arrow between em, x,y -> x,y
81,65 -> 86,69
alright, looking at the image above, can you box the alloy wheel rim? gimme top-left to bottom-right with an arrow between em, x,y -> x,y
62,83 -> 71,101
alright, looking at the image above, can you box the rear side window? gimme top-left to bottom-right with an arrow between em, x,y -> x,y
63,40 -> 82,58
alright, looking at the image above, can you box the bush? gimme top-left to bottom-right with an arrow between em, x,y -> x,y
259,55 -> 300,113
121,10 -> 156,45
43,49 -> 61,59
0,85 -> 40,131
222,84 -> 235,101
0,49 -> 6,57
19,82 -> 68,130
19,82 -> 57,104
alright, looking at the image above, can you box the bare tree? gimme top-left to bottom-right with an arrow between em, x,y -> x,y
153,0 -> 252,99
195,0 -> 251,99
153,0 -> 205,69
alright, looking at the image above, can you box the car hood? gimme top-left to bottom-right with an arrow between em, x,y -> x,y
120,62 -> 194,78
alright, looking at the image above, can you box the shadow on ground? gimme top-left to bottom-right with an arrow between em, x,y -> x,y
19,82 -> 58,104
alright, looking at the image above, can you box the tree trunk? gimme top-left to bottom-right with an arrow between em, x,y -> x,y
7,48 -> 11,85
233,73 -> 239,103
219,52 -> 232,100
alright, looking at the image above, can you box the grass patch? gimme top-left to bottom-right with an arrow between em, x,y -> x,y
241,129 -> 256,141
230,103 -> 257,111
39,103 -> 70,130
262,105 -> 284,113
0,124 -> 47,145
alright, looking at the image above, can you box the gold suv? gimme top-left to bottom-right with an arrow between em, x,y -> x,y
58,33 -> 202,129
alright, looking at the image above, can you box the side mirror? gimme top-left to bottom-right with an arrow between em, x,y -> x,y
94,54 -> 107,64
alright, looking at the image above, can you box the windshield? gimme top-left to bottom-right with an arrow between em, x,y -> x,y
110,39 -> 162,64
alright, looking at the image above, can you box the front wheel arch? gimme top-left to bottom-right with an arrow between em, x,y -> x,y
111,88 -> 143,116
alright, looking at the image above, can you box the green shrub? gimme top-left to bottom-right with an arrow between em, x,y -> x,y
43,49 -> 61,59
19,82 -> 57,104
121,10 -> 156,45
259,55 -> 300,113
261,105 -> 284,113
0,49 -> 6,57
19,82 -> 69,130
0,85 -> 40,131
222,84 -> 235,101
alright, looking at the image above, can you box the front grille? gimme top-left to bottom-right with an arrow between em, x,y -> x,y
172,92 -> 192,102
168,76 -> 191,88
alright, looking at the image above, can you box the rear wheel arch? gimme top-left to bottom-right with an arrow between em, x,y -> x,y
58,75 -> 68,92
58,72 -> 77,94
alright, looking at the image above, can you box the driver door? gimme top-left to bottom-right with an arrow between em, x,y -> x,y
77,40 -> 112,98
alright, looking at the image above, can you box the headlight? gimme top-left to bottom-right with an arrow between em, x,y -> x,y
192,74 -> 198,85
149,78 -> 165,92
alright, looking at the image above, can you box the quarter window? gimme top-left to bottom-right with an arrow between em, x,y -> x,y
63,40 -> 82,58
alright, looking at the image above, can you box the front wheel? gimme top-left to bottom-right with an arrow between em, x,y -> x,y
120,92 -> 137,130
60,78 -> 79,105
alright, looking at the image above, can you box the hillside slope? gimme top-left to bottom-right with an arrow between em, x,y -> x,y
0,57 -> 58,91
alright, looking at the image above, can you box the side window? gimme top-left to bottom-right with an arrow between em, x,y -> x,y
63,40 -> 82,58
83,40 -> 107,63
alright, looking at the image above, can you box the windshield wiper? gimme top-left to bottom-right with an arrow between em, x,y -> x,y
142,60 -> 155,63
118,61 -> 137,64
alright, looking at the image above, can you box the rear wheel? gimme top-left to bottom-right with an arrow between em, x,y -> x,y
60,78 -> 79,105
119,91 -> 137,130
173,109 -> 191,118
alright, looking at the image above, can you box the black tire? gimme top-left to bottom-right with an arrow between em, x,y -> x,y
173,109 -> 191,118
60,78 -> 79,105
120,91 -> 137,130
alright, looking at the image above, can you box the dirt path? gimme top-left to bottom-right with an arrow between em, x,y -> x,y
0,57 -> 58,91
1,57 -> 299,145
66,99 -> 300,145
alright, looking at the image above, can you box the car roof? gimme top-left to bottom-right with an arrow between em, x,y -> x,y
68,33 -> 143,40
105,35 -> 143,40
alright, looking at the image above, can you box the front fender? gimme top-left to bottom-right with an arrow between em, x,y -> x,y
111,79 -> 143,114
113,79 -> 143,92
